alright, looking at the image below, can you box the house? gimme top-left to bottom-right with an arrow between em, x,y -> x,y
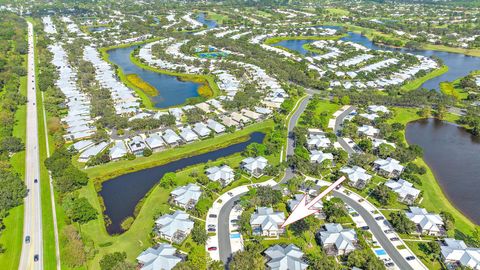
241,156 -> 268,177
406,207 -> 445,236
368,105 -> 390,114
137,244 -> 182,270
155,210 -> 194,244
441,238 -> 480,270
385,179 -> 420,205
193,122 -> 211,137
318,223 -> 358,256
373,157 -> 404,178
220,115 -> 240,128
264,244 -> 309,270
162,129 -> 182,146
306,134 -> 331,150
358,125 -> 379,137
340,166 -> 372,189
250,207 -> 285,237
206,119 -> 225,134
359,113 -> 379,121
370,137 -> 396,149
241,109 -> 262,121
288,194 -> 324,219
205,165 -> 235,186
109,141 -> 128,160
145,134 -> 165,152
69,140 -> 94,152
230,112 -> 250,125
128,136 -> 148,156
170,183 -> 202,209
78,141 -> 109,162
179,127 -> 198,142
309,150 -> 334,165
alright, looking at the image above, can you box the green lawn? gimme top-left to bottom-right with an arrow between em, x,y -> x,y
264,34 -> 346,45
205,12 -> 228,24
298,99 -> 341,130
401,65 -> 449,92
325,8 -> 350,16
404,241 -> 442,270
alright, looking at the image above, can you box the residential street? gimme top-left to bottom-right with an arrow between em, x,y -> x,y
19,21 -> 44,270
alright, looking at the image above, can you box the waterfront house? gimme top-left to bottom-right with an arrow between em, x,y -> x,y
162,129 -> 182,146
441,238 -> 480,270
137,244 -> 182,270
373,157 -> 404,178
250,207 -> 285,237
170,183 -> 202,209
241,109 -> 262,121
155,210 -> 194,244
230,112 -> 250,126
206,119 -> 226,134
406,207 -> 445,236
318,223 -> 358,256
220,115 -> 240,128
340,166 -> 372,189
193,122 -> 211,138
69,140 -> 94,152
78,141 -> 109,162
179,126 -> 199,142
368,105 -> 390,114
145,134 -> 165,152
385,179 -> 420,205
241,156 -> 268,177
109,140 -> 128,161
264,244 -> 309,270
205,165 -> 235,186
128,136 -> 148,156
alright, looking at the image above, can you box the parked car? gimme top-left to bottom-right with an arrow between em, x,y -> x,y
384,229 -> 394,234
208,228 -> 216,232
361,226 -> 369,231
406,256 -> 415,261
227,192 -> 234,197
209,214 -> 217,218
208,224 -> 216,229
208,247 -> 217,251
34,254 -> 39,262
34,179 -> 38,183
25,236 -> 30,244
390,237 -> 399,241
375,216 -> 385,221
385,262 -> 395,267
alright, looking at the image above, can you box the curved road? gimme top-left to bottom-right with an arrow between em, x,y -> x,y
19,21 -> 44,270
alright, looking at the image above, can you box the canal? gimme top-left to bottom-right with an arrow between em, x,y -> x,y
107,45 -> 201,108
273,26 -> 480,91
100,132 -> 266,234
406,118 -> 480,225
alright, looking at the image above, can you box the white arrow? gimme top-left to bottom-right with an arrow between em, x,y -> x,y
282,176 -> 346,228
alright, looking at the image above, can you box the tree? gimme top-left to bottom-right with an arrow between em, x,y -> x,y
143,148 -> 152,157
229,242 -> 265,270
191,222 -> 208,245
372,184 -> 397,206
62,196 -> 98,224
0,136 -> 24,153
340,95 -> 350,105
208,260 -> 224,270
377,143 -> 395,158
347,249 -> 385,270
159,172 -> 176,188
436,104 -> 447,120
99,252 -> 131,270
290,218 -> 310,236
0,169 -> 27,211
252,186 -> 282,206
307,253 -> 341,270
62,225 -> 86,267
323,198 -> 348,223
389,212 -> 416,234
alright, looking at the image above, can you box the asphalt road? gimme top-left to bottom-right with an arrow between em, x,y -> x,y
334,105 -> 356,155
333,191 -> 415,270
19,22 -> 44,270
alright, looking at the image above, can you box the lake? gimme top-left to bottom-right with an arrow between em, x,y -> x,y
406,118 -> 480,225
107,45 -> 201,108
196,13 -> 217,29
100,132 -> 266,234
89,26 -> 107,32
273,26 -> 480,91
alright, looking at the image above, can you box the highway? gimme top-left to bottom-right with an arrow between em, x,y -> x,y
19,21 -> 44,270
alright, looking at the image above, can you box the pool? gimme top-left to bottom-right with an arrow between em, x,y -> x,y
198,52 -> 229,59
230,233 -> 241,239
375,249 -> 387,256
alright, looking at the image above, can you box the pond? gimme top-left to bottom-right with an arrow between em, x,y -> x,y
89,26 -> 107,32
406,118 -> 480,225
100,132 -> 266,234
107,45 -> 201,108
272,25 -> 480,91
196,13 -> 217,29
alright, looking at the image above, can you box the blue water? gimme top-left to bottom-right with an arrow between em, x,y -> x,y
89,26 -> 107,32
198,52 -> 229,59
107,45 -> 200,108
273,25 -> 480,91
197,13 -> 217,29
230,233 -> 241,239
375,249 -> 387,256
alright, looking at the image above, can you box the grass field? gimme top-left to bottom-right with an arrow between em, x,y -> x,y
388,107 -> 477,235
325,8 -> 350,16
404,241 -> 442,270
264,34 -> 346,45
401,65 -> 449,91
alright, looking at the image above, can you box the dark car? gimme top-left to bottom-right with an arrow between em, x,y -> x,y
384,229 -> 394,234
208,224 -> 216,229
34,179 -> 38,183
406,256 -> 416,261
208,228 -> 216,232
361,226 -> 370,231
209,214 -> 217,218
208,247 -> 217,251
351,212 -> 359,217
375,216 -> 385,221
390,237 -> 400,241
385,262 -> 395,267
34,254 -> 39,262
25,236 -> 30,244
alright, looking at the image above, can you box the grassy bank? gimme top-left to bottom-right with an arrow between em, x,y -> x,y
388,107 -> 477,235
401,65 -> 449,91
125,74 -> 158,96
264,34 -> 347,45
